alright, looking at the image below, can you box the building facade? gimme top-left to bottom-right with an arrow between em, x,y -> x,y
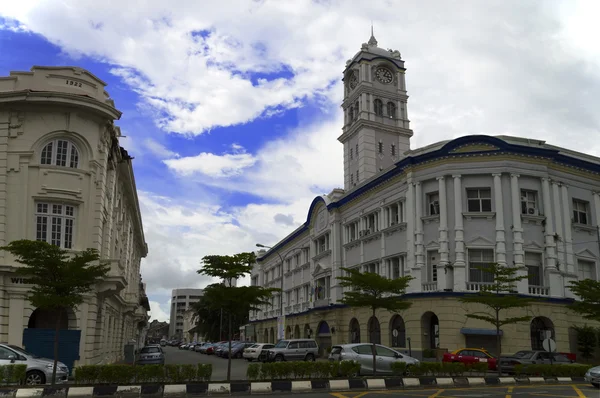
169,288 -> 204,338
248,34 -> 600,357
0,66 -> 150,367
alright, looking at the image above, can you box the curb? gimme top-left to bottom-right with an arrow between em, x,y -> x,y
0,376 -> 585,396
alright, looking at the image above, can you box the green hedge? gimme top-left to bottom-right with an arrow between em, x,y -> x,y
73,364 -> 212,384
391,361 -> 489,376
515,364 -> 592,378
0,365 -> 27,385
246,361 -> 361,380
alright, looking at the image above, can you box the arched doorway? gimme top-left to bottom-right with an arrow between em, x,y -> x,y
349,318 -> 361,343
264,328 -> 268,343
368,316 -> 381,344
285,325 -> 292,339
304,324 -> 311,338
390,315 -> 406,348
294,325 -> 300,339
531,317 -> 554,350
28,308 -> 76,329
316,321 -> 332,357
269,327 -> 275,343
421,312 -> 439,349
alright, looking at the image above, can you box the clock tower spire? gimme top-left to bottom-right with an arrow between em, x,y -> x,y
338,34 -> 413,190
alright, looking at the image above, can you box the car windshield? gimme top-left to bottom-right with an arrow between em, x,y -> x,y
513,351 -> 534,358
8,345 -> 39,358
141,347 -> 161,354
274,340 -> 289,348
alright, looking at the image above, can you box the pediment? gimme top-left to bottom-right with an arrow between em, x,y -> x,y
576,248 -> 597,259
466,236 -> 495,246
523,240 -> 543,250
450,143 -> 499,154
313,263 -> 331,277
425,240 -> 439,248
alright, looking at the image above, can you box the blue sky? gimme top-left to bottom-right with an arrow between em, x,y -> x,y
2,0 -> 600,322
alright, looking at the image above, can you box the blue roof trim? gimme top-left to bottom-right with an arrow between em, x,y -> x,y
460,327 -> 503,336
257,196 -> 327,262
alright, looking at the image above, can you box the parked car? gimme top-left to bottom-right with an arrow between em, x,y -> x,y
442,348 -> 497,370
179,343 -> 188,350
585,365 -> 600,388
198,343 -> 214,354
160,339 -> 167,347
194,343 -> 208,352
263,339 -> 319,362
0,343 -> 69,385
243,343 -> 275,362
498,350 -> 574,374
221,342 -> 254,359
329,343 -> 419,375
215,341 -> 239,357
136,345 -> 165,365
207,341 -> 227,355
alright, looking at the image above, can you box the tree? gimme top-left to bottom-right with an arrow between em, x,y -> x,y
458,263 -> 533,363
197,252 -> 278,381
1,240 -> 109,384
572,325 -> 597,360
569,279 -> 600,322
337,267 -> 413,376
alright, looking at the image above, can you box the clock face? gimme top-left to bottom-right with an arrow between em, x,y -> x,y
348,72 -> 358,90
375,67 -> 393,84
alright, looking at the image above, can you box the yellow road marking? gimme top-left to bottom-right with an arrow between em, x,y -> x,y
572,385 -> 587,398
505,385 -> 514,398
354,393 -> 371,398
428,389 -> 445,398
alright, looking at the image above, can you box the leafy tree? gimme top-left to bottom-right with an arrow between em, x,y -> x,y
197,252 -> 278,381
569,279 -> 600,322
573,325 -> 597,360
458,263 -> 533,363
337,267 -> 413,376
1,240 -> 109,384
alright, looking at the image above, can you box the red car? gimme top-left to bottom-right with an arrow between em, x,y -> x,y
442,348 -> 497,370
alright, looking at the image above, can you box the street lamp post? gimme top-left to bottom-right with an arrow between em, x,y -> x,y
256,243 -> 309,340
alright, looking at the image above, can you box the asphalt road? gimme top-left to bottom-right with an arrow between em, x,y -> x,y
163,345 -> 250,381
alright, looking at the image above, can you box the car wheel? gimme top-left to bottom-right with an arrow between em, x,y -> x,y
274,355 -> 284,362
592,383 -> 600,388
305,354 -> 315,362
25,370 -> 46,385
404,365 -> 415,377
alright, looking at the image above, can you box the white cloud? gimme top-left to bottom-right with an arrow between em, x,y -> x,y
149,300 -> 169,322
143,138 -> 179,159
164,147 -> 256,178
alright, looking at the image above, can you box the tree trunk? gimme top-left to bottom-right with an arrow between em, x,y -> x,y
371,308 -> 377,376
227,312 -> 232,382
52,310 -> 62,385
496,310 -> 501,376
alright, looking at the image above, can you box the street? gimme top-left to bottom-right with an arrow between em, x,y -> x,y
163,345 -> 250,381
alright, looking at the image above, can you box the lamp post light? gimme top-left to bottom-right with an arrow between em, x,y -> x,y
256,243 -> 309,341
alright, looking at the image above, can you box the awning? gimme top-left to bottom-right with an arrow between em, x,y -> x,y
460,327 -> 503,336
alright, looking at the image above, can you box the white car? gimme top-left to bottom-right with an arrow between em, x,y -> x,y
243,343 -> 274,361
585,365 -> 600,388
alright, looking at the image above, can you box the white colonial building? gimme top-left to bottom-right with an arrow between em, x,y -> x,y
247,34 -> 600,357
0,66 -> 150,369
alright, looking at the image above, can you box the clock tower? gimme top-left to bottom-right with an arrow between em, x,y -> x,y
338,31 -> 413,190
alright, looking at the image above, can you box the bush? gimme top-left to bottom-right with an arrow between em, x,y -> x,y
422,349 -> 436,358
574,325 -> 597,360
73,364 -> 213,384
246,361 -> 358,381
390,362 -> 487,377
515,364 -> 592,378
0,365 -> 27,385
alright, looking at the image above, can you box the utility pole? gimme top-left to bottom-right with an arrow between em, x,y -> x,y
219,308 -> 223,341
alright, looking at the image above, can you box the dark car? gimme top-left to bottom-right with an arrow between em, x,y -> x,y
136,345 -> 165,365
498,350 -> 574,373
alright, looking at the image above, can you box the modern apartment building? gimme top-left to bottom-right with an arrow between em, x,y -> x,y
0,66 -> 150,368
247,33 -> 600,356
169,288 -> 204,338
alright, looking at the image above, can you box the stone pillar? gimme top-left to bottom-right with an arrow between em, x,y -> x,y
552,181 -> 565,268
8,293 -> 25,346
561,184 -> 576,296
415,182 -> 425,269
77,300 -> 90,365
542,178 -> 561,296
437,176 -> 449,291
331,211 -> 343,302
493,174 -> 507,267
510,174 -> 528,294
406,179 -> 420,292
453,175 -> 466,291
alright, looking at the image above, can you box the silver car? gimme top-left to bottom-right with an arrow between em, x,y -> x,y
329,343 -> 419,375
136,345 -> 165,365
264,339 -> 319,362
585,365 -> 600,388
0,343 -> 69,385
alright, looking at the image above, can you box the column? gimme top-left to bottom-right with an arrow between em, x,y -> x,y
379,206 -> 386,275
7,294 -> 25,346
552,181 -> 565,268
437,176 -> 449,291
415,182 -> 425,269
453,175 -> 466,291
561,185 -> 576,275
331,212 -> 343,302
406,179 -> 420,292
77,300 -> 90,365
510,174 -> 528,293
541,178 -> 557,268
493,174 -> 507,266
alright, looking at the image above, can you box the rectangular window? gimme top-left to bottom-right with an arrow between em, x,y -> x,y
35,202 -> 76,249
378,141 -> 383,154
294,253 -> 300,267
573,199 -> 589,225
364,262 -> 379,274
356,144 -> 358,156
426,192 -> 440,216
388,204 -> 399,226
350,174 -> 354,186
521,190 -> 538,215
350,148 -> 353,160
315,276 -> 330,300
427,251 -> 437,282
388,256 -> 404,279
577,259 -> 596,280
294,288 -> 300,303
364,212 -> 378,232
467,188 -> 492,212
286,258 -> 292,273
525,252 -> 543,286
391,144 -> 396,156
303,285 -> 309,302
346,220 -> 359,242
356,170 -> 359,182
468,249 -> 494,282
316,233 -> 330,254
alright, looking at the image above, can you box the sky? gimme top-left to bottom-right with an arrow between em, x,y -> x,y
2,0 -> 600,323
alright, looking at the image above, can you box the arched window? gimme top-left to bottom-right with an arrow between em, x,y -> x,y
390,315 -> 406,348
387,102 -> 396,119
374,99 -> 383,116
354,102 -> 359,120
41,139 -> 79,168
530,317 -> 555,350
349,318 -> 361,343
368,316 -> 381,344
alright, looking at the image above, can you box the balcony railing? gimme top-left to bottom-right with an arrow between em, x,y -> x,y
314,298 -> 331,308
466,282 -> 494,292
301,302 -> 310,311
422,282 -> 438,292
528,285 -> 549,296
